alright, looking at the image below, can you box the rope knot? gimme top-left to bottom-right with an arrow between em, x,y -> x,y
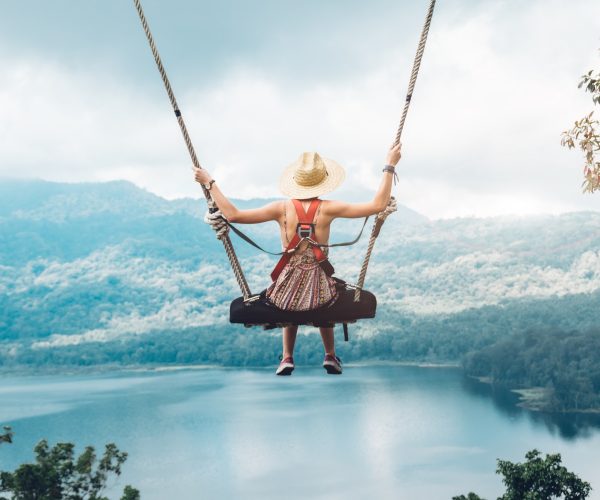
204,209 -> 229,240
376,196 -> 398,221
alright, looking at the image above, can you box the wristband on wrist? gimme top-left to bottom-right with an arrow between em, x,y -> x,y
382,165 -> 398,185
203,179 -> 216,191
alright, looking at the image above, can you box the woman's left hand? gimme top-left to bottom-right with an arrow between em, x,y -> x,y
194,167 -> 213,186
385,142 -> 402,166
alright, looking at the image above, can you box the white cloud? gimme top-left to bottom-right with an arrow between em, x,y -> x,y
1,0 -> 600,218
31,297 -> 228,349
369,248 -> 600,315
17,246 -> 274,348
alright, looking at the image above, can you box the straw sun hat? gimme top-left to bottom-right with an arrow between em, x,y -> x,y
279,152 -> 346,199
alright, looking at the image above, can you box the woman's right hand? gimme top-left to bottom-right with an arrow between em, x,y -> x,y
385,142 -> 402,166
194,167 -> 213,186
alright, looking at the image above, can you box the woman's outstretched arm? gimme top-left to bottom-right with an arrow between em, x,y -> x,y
324,143 -> 401,219
193,167 -> 282,223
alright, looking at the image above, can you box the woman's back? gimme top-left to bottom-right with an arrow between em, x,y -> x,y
278,198 -> 333,252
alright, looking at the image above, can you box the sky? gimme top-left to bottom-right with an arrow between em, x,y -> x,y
1,0 -> 600,219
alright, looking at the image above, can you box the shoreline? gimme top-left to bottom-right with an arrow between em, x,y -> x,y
471,376 -> 600,415
0,359 -> 459,378
2,363 -> 598,415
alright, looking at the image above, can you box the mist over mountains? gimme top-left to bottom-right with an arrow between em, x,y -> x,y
1,179 -> 599,368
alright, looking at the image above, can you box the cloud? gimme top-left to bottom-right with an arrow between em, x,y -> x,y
1,0 -> 600,218
23,246 -> 236,348
31,297 -> 228,349
369,249 -> 600,315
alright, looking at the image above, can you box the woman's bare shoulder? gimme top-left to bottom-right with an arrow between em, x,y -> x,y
268,199 -> 286,217
320,199 -> 342,214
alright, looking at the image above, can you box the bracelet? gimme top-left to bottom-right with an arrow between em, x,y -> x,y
382,165 -> 398,185
203,179 -> 216,191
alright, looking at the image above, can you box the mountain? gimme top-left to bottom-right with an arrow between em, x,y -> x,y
0,179 -> 599,367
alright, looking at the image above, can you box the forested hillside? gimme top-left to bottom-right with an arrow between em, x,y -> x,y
1,179 -> 599,410
463,328 -> 600,412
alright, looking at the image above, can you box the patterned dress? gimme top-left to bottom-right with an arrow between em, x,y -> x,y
266,247 -> 338,311
265,200 -> 339,311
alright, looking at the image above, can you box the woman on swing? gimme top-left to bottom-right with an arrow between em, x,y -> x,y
194,142 -> 401,375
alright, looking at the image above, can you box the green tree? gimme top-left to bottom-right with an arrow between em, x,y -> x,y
120,485 -> 141,500
0,439 -> 140,500
562,51 -> 600,193
454,449 -> 591,500
497,449 -> 591,500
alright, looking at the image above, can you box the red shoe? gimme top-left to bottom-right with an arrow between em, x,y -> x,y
276,356 -> 295,376
323,354 -> 342,375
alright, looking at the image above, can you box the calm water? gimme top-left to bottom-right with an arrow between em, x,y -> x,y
1,365 -> 599,500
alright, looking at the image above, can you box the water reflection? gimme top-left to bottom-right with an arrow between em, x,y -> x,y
461,375 -> 600,439
2,366 -> 599,500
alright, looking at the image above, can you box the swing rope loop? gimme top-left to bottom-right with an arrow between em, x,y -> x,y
204,209 -> 230,240
132,0 -> 251,300
354,0 -> 435,302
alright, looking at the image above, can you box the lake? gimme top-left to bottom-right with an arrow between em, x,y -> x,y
1,364 -> 599,499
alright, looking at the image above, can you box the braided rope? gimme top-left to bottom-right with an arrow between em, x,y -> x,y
394,0 -> 436,146
132,0 -> 251,300
204,209 -> 229,240
354,0 -> 435,302
353,197 -> 398,301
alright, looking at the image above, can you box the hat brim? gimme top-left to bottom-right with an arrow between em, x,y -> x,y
279,157 -> 346,199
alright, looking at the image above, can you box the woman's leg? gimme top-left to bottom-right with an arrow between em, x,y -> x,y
320,326 -> 342,374
282,325 -> 298,358
319,326 -> 335,356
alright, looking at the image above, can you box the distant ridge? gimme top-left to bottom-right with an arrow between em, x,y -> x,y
0,179 -> 428,225
1,177 -> 599,358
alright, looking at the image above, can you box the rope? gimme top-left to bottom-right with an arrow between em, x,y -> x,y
132,0 -> 251,300
394,0 -> 436,146
354,0 -> 435,302
204,209 -> 229,240
353,197 -> 397,301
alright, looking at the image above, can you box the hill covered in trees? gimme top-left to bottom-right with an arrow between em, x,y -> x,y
1,179 -> 599,411
463,327 -> 600,412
